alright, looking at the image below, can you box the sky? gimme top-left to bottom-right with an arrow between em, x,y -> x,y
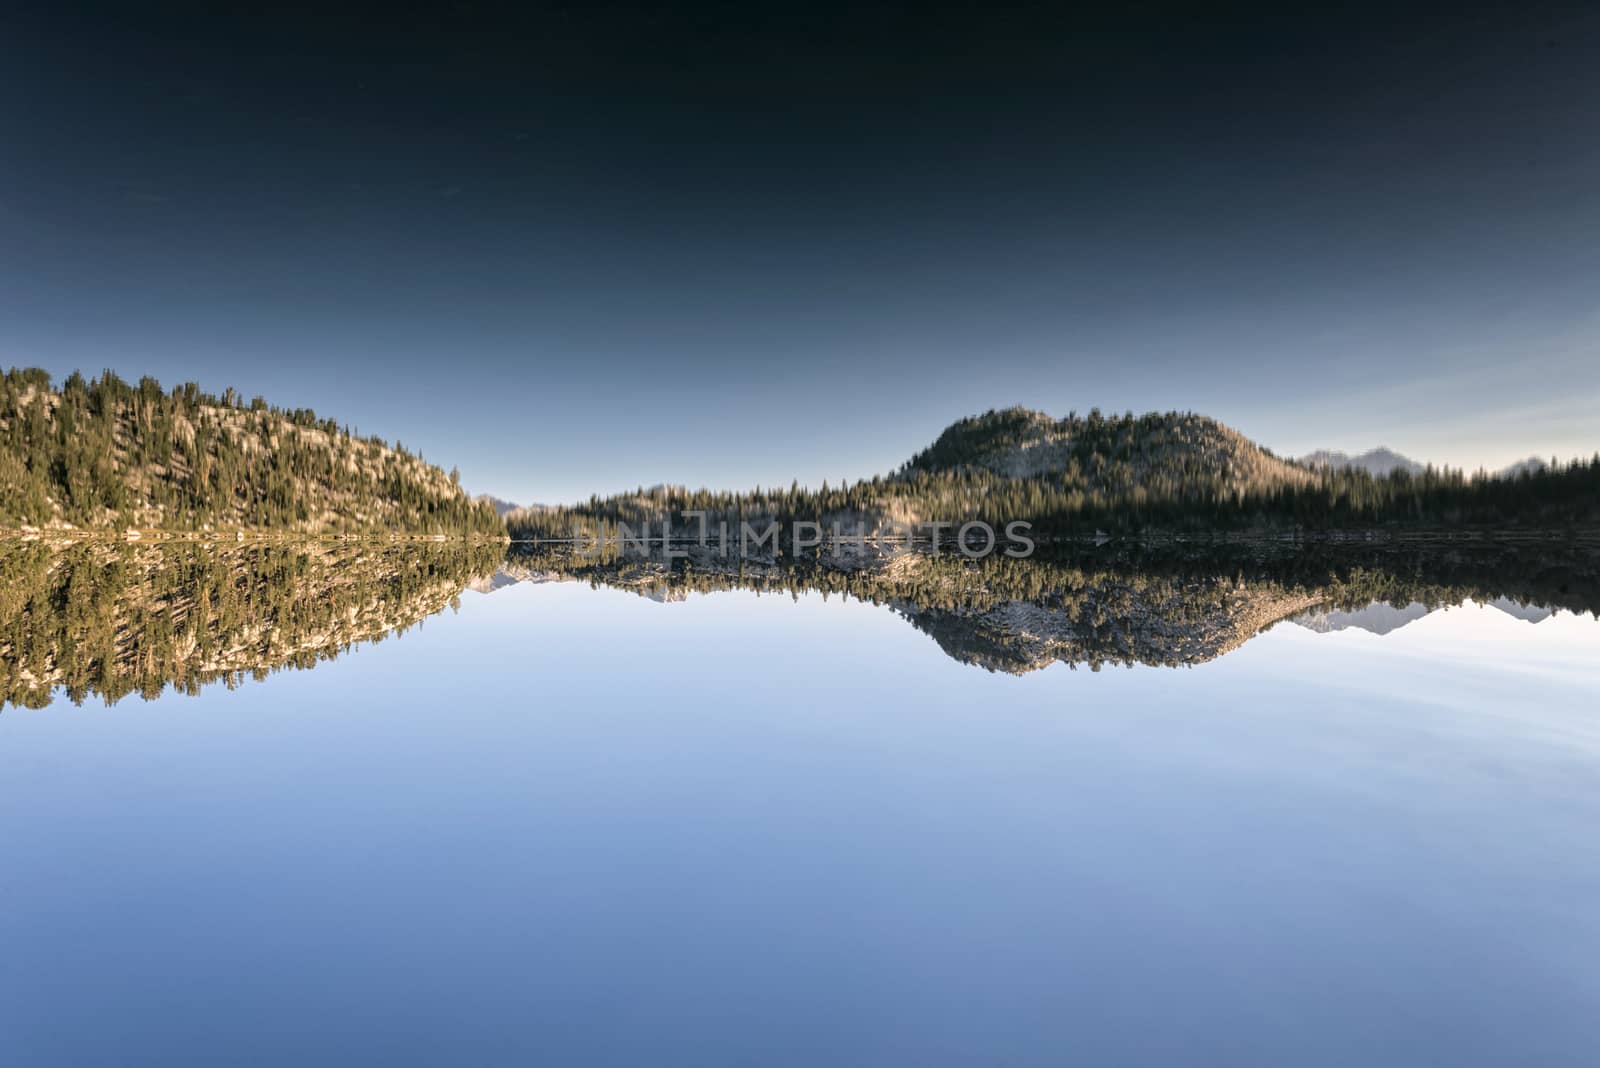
4,4 -> 1599,503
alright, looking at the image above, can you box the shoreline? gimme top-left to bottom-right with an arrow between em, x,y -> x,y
0,529 -> 510,545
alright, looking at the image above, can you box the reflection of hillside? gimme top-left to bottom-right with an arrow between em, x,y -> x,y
7,537 -> 1591,703
512,544 -> 1323,673
896,585 -> 1320,673
0,541 -> 502,709
492,546 -> 1304,674
501,539 -> 1599,674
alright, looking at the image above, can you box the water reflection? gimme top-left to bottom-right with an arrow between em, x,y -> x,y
3,538 -> 1596,707
501,539 -> 1600,673
0,540 -> 502,708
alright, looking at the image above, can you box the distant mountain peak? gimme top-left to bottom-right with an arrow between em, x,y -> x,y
1297,448 -> 1425,477
473,494 -> 522,517
1297,449 -> 1553,481
1496,457 -> 1548,480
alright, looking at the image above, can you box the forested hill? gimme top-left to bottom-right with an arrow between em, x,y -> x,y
507,405 -> 1600,539
0,368 -> 503,536
901,407 -> 1314,493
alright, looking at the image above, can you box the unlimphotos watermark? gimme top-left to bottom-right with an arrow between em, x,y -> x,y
572,514 -> 1034,559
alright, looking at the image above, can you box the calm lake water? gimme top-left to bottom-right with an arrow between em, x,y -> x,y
2,542 -> 1598,1065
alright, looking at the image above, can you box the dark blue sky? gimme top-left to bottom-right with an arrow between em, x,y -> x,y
5,5 -> 1598,502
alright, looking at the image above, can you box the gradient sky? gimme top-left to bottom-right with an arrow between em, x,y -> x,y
5,5 -> 1599,503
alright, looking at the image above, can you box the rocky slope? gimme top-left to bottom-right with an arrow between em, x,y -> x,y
906,407 -> 1315,490
0,367 -> 503,536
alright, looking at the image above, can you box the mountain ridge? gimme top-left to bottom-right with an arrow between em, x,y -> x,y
1297,447 -> 1552,481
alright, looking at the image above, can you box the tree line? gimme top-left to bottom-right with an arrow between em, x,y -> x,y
0,368 -> 503,536
507,408 -> 1600,540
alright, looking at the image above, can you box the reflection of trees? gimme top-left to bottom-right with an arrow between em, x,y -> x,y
5,536 -> 1591,704
1,541 -> 503,709
505,539 -> 1600,674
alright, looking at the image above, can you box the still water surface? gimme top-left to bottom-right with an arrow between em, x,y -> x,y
2,544 -> 1598,1065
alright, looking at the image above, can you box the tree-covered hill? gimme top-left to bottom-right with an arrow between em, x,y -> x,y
0,367 -> 503,536
902,407 -> 1313,491
507,405 -> 1600,540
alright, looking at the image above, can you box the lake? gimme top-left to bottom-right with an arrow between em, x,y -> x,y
2,539 -> 1598,1065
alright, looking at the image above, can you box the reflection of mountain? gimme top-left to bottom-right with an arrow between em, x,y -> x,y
465,570 -> 523,594
7,538 -> 1591,702
1290,595 -> 1557,635
499,540 -> 1593,674
894,585 -> 1319,673
521,545 -> 1320,671
500,546 -> 1329,671
1,541 -> 501,709
1487,597 -> 1554,624
1291,601 -> 1431,636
